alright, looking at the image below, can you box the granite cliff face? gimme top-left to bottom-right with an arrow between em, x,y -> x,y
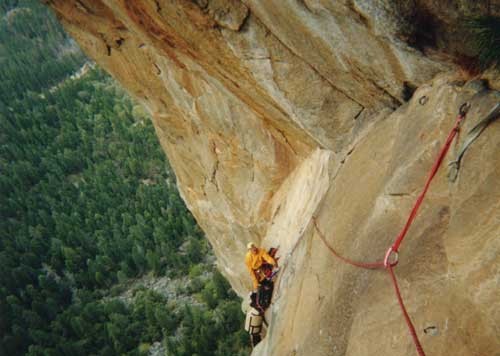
46,1 -> 499,355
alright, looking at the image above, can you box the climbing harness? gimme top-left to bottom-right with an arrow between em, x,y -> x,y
313,102 -> 472,356
256,279 -> 274,312
448,103 -> 500,182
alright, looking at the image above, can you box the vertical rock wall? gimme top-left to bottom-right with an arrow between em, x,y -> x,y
257,77 -> 500,356
46,1 -> 499,354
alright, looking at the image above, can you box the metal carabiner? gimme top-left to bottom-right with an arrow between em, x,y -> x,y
418,95 -> 429,105
383,247 -> 399,268
459,102 -> 471,116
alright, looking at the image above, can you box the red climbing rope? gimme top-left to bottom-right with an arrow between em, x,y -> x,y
314,218 -> 385,269
390,103 -> 469,253
313,103 -> 470,356
388,265 -> 426,356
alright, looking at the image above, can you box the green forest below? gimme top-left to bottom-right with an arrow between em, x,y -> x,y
0,1 -> 249,355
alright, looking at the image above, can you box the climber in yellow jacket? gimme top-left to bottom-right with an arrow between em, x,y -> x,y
245,242 -> 276,290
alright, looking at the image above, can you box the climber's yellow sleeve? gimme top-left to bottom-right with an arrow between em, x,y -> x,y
245,252 -> 259,289
260,249 -> 276,266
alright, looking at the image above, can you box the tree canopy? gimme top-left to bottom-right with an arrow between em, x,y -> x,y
0,1 -> 249,355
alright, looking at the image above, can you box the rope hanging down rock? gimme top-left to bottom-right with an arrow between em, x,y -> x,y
313,102 -> 472,356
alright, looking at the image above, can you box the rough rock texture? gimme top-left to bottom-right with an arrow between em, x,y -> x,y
46,1 -> 499,355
